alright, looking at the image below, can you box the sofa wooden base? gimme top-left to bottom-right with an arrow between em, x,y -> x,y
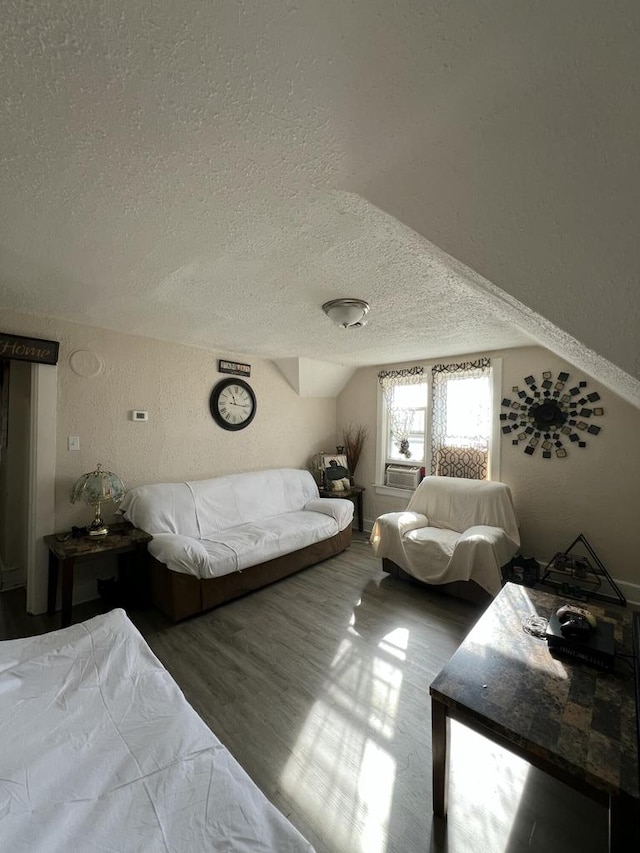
152,528 -> 352,621
381,558 -> 491,607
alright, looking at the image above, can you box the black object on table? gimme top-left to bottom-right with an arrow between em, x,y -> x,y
319,485 -> 365,532
45,521 -> 152,628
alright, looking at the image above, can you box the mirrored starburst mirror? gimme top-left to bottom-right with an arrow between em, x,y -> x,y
500,371 -> 604,458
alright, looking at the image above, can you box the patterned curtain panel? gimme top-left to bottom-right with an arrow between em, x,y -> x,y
432,445 -> 488,479
430,358 -> 491,479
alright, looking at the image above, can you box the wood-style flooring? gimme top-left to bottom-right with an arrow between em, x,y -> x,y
1,533 -> 608,853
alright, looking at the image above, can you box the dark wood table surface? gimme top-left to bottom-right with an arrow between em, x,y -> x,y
45,521 -> 152,628
430,582 -> 639,852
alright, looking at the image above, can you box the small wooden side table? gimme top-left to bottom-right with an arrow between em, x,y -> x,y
319,485 -> 365,532
45,522 -> 152,628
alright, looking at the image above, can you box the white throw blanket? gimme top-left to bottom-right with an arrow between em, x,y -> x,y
370,476 -> 520,595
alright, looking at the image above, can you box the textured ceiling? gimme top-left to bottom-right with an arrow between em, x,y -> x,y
1,2 -> 639,404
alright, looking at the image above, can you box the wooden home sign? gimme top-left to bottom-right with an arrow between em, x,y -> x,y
218,359 -> 251,377
0,332 -> 59,365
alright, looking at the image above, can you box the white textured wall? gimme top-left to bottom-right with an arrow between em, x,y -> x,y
337,346 -> 640,592
2,310 -> 337,535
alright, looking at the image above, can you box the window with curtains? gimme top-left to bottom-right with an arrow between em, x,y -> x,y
377,358 -> 500,490
430,359 -> 492,480
378,367 -> 428,465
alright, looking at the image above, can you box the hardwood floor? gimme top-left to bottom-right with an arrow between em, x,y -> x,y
1,533 -> 608,853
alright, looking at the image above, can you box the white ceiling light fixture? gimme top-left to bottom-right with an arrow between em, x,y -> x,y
322,298 -> 370,329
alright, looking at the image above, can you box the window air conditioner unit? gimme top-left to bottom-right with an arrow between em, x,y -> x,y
385,465 -> 421,489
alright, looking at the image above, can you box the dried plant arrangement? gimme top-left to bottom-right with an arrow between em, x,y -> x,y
342,423 -> 368,480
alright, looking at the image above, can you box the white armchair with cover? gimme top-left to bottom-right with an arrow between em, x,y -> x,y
370,476 -> 520,602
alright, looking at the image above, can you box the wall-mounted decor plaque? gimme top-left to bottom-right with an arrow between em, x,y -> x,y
0,332 -> 59,365
500,370 -> 603,458
218,359 -> 251,377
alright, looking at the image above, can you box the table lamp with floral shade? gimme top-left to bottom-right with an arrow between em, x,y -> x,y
70,463 -> 126,536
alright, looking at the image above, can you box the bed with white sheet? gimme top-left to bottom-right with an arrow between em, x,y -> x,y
0,608 -> 314,853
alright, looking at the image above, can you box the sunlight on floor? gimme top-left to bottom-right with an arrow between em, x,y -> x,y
444,720 -> 608,853
378,627 -> 409,662
357,739 -> 396,853
280,623 -> 406,853
448,721 -> 532,853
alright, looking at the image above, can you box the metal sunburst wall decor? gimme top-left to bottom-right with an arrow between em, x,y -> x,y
500,371 -> 604,458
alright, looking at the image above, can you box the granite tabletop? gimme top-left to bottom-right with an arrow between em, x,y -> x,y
44,521 -> 152,560
430,582 -> 639,800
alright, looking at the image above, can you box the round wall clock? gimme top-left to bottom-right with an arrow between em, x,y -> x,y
500,370 -> 604,458
209,378 -> 257,431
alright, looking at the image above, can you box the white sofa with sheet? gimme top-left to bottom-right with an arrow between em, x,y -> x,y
370,475 -> 520,600
120,468 -> 353,620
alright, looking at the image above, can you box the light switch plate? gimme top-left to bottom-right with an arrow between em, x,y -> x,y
68,435 -> 80,451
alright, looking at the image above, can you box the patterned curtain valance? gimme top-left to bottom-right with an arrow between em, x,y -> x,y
377,365 -> 425,386
432,357 -> 490,375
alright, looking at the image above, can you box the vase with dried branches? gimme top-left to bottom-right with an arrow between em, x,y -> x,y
342,423 -> 368,483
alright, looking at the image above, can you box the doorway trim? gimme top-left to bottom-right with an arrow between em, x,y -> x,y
26,362 -> 57,614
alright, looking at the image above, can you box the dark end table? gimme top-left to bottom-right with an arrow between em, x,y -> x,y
319,485 -> 365,532
45,521 -> 152,628
430,582 -> 639,852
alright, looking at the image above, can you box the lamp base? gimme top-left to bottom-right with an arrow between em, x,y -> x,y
88,523 -> 108,537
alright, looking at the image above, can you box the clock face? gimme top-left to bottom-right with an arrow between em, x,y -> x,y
210,379 -> 257,431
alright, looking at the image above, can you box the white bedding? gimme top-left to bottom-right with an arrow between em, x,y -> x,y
0,609 -> 314,853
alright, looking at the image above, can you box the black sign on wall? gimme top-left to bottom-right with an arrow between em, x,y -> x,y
218,359 -> 251,377
0,332 -> 59,365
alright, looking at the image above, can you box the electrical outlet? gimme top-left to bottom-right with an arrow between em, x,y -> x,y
68,435 -> 80,451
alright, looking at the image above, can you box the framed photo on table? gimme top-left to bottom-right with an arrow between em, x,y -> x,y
320,453 -> 349,490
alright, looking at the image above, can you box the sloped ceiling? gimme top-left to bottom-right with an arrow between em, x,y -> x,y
1,2 -> 639,405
